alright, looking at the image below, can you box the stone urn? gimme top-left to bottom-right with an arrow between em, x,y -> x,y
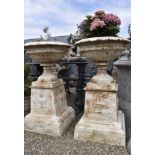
24,41 -> 75,137
74,37 -> 130,146
25,41 -> 70,81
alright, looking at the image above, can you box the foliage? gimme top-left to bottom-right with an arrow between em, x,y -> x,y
78,15 -> 93,38
78,10 -> 121,38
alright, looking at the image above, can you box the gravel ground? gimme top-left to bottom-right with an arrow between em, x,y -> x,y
25,113 -> 129,155
25,93 -> 129,155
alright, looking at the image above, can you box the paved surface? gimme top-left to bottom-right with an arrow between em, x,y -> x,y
25,93 -> 129,155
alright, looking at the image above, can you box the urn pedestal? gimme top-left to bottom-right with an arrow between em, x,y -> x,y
24,42 -> 75,137
114,49 -> 131,148
74,37 -> 130,146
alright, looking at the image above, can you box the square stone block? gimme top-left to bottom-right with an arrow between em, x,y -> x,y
85,91 -> 118,122
25,106 -> 75,137
24,80 -> 75,137
74,111 -> 125,146
30,84 -> 67,116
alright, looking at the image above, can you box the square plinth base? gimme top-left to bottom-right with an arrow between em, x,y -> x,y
74,111 -> 125,146
24,106 -> 75,137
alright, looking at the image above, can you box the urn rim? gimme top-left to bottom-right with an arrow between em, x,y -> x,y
75,36 -> 130,45
24,41 -> 70,48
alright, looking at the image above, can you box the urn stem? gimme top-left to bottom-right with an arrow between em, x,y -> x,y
97,62 -> 108,74
37,64 -> 58,82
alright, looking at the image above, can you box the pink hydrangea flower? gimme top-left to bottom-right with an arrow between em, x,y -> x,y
102,13 -> 121,26
90,19 -> 106,31
95,10 -> 105,16
92,10 -> 105,20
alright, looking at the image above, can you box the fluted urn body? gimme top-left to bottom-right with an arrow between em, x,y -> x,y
74,37 -> 130,146
24,41 -> 75,137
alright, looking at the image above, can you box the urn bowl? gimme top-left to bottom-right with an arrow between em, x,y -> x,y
75,37 -> 130,62
24,41 -> 70,64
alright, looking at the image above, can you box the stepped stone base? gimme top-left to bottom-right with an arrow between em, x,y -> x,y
74,111 -> 125,146
24,106 -> 75,137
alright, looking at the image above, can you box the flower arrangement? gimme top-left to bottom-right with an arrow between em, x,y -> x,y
78,10 -> 121,38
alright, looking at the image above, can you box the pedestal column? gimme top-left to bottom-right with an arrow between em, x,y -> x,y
114,50 -> 131,148
24,63 -> 75,137
74,62 -> 125,146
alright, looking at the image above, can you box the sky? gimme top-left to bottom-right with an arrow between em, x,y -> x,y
24,0 -> 131,39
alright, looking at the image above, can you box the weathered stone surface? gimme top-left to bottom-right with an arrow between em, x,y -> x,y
24,41 -> 70,64
25,79 -> 75,137
74,63 -> 126,146
84,91 -> 118,123
74,110 -> 125,146
75,37 -> 130,62
25,115 -> 129,155
24,41 -> 75,137
74,71 -> 126,146
74,37 -> 129,146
